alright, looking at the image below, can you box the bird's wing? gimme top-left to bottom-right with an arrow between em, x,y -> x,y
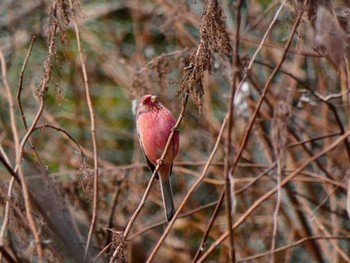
138,133 -> 159,180
170,163 -> 173,177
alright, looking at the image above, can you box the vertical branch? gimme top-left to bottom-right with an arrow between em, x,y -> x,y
0,147 -> 16,262
0,49 -> 43,262
224,0 -> 243,261
195,1 -> 287,260
16,36 -> 49,180
17,36 -> 36,130
67,0 -> 100,258
270,101 -> 290,262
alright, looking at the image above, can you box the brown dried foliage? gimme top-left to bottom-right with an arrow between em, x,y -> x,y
178,0 -> 231,113
200,0 -> 232,56
1,0 -> 350,262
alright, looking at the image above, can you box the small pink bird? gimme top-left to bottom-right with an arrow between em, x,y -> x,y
136,95 -> 179,222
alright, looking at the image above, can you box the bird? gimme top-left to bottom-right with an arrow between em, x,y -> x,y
136,94 -> 179,222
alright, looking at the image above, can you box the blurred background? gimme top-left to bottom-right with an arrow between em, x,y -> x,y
0,0 -> 350,262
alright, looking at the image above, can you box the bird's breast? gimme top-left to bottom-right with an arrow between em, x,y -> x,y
137,109 -> 177,164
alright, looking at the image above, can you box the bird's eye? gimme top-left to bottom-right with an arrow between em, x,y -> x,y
143,101 -> 147,105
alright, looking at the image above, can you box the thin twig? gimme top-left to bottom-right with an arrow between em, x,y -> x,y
192,189 -> 225,262
33,124 -> 84,154
270,161 -> 282,262
193,163 -> 275,261
17,36 -> 36,130
286,132 -> 341,148
237,236 -> 350,262
0,147 -> 16,257
197,129 -> 350,262
104,178 -> 123,249
0,47 -> 43,262
223,0 -> 243,260
15,35 -> 48,180
129,200 -> 219,240
232,0 -> 298,169
67,0 -> 100,259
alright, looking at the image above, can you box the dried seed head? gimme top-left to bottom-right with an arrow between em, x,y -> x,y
201,0 -> 232,56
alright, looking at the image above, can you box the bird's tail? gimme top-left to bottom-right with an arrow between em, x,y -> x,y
159,177 -> 175,222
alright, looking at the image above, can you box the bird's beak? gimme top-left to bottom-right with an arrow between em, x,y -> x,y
151,96 -> 158,103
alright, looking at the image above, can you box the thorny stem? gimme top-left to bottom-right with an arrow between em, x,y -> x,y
109,93 -> 189,263
67,0 -> 99,260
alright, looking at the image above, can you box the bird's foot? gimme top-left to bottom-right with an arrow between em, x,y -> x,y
171,127 -> 179,134
156,158 -> 164,166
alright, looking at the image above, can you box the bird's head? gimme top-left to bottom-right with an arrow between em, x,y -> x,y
137,94 -> 162,115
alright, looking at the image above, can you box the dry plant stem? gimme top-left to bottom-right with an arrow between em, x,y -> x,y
109,174 -> 157,262
194,3 -> 287,261
237,236 -> 350,262
130,200 -> 219,240
197,2 -> 306,261
246,1 -> 286,71
306,204 -> 350,261
287,132 -> 341,148
232,0 -> 292,169
67,0 -> 100,258
17,36 -> 36,130
0,147 -> 15,261
0,49 -> 43,262
223,0 -> 243,261
197,129 -> 350,262
0,246 -> 17,263
146,115 -> 228,263
34,124 -> 84,154
104,179 -> 123,248
270,162 -> 282,262
94,243 -> 112,263
12,15 -> 57,262
109,94 -> 189,263
16,36 -> 48,179
196,164 -> 276,261
192,189 -> 225,262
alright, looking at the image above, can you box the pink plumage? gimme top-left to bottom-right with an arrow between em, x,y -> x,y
136,95 -> 179,221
